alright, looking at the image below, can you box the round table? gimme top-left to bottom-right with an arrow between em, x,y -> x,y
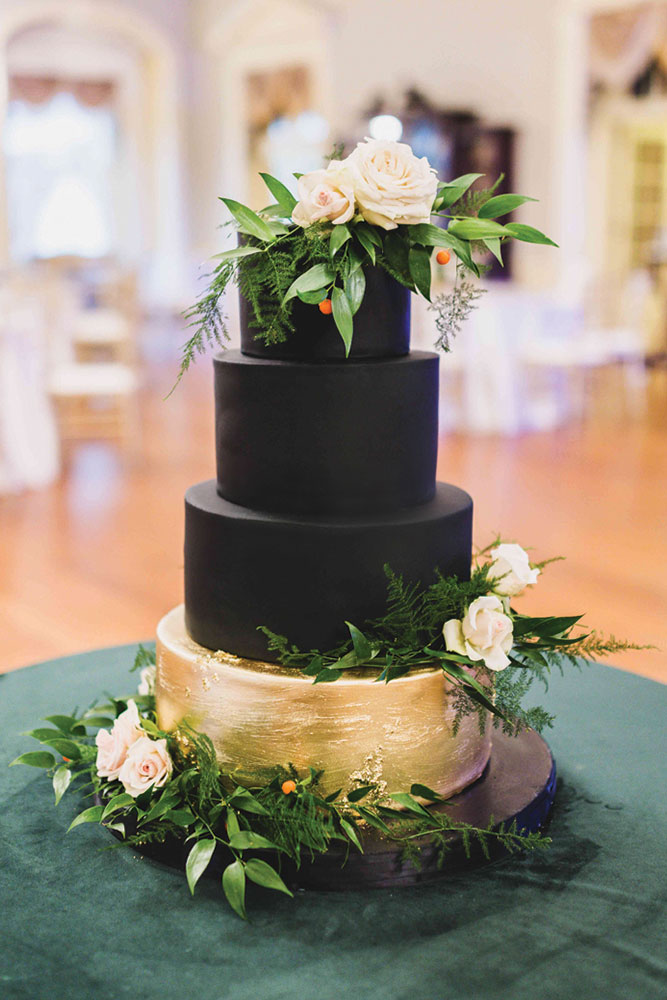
1,645 -> 665,1000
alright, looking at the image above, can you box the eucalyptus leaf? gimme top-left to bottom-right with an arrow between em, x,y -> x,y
219,197 -> 276,243
504,223 -> 558,247
10,751 -> 56,769
259,172 -> 297,215
408,245 -> 432,300
186,838 -> 217,895
478,193 -> 537,218
244,858 -> 293,896
52,765 -> 72,806
345,621 -> 372,661
344,267 -> 366,316
68,805 -> 104,832
332,286 -> 353,356
329,224 -> 351,258
222,860 -> 247,920
283,263 -> 334,304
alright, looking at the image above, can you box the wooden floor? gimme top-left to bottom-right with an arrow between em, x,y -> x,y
2,338 -> 666,683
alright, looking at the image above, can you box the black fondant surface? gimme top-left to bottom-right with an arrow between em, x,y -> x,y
214,351 -> 438,515
240,266 -> 410,361
184,479 -> 473,658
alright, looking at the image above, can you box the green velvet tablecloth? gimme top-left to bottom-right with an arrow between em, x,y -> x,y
1,645 -> 666,1000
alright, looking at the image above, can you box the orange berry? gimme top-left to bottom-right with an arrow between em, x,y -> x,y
436,250 -> 451,265
281,779 -> 297,795
318,298 -> 333,315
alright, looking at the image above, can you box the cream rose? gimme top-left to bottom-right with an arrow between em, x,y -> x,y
488,543 -> 540,597
95,700 -> 144,781
137,664 -> 156,696
345,138 -> 437,230
443,595 -> 513,672
291,162 -> 355,227
118,736 -> 173,798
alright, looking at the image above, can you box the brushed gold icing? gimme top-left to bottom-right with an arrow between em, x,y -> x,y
156,605 -> 491,799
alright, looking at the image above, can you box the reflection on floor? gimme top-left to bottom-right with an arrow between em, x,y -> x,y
1,330 -> 666,683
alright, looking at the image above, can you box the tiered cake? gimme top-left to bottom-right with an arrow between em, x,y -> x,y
156,269 -> 491,799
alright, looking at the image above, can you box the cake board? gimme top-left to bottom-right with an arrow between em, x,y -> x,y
100,729 -> 555,891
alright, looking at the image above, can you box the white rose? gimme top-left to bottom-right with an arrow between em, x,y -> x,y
138,664 -> 156,696
292,162 -> 355,227
345,138 -> 437,230
488,543 -> 540,597
95,699 -> 144,781
443,595 -> 513,672
118,736 -> 173,798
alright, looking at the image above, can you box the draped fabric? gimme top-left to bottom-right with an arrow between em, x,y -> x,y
8,74 -> 114,107
589,2 -> 667,90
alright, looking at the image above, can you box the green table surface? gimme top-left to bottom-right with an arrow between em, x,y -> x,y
1,645 -> 666,1000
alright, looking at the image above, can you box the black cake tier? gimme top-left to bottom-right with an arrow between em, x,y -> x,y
184,479 -> 473,659
214,351 -> 438,515
240,266 -> 410,361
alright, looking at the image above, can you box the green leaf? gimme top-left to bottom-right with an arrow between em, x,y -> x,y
503,223 -> 558,247
330,650 -> 360,671
345,622 -> 372,661
347,784 -> 375,803
228,831 -> 278,851
244,858 -> 294,896
101,793 -> 134,819
329,223 -> 351,258
339,817 -> 364,852
410,783 -> 442,801
165,809 -> 196,827
387,793 -> 432,817
478,194 -> 537,218
355,806 -> 392,834
53,766 -> 72,805
10,751 -> 56,769
222,860 -> 247,920
408,222 -> 449,246
259,172 -> 297,215
297,288 -> 327,305
301,655 -> 324,677
26,727 -> 67,743
448,218 -> 509,241
355,226 -> 376,263
313,668 -> 343,684
382,231 -> 414,287
219,197 -> 276,243
228,789 -> 269,815
80,716 -> 114,729
225,809 -> 240,838
331,286 -> 353,356
43,715 -> 80,733
408,245 -> 432,300
436,173 -> 484,209
143,789 -> 181,823
213,245 -> 263,262
283,263 -> 334,304
344,267 -> 366,316
36,737 -> 81,760
185,838 -> 217,895
438,230 -> 479,275
513,614 -> 582,638
68,805 -> 104,832
484,238 -> 503,265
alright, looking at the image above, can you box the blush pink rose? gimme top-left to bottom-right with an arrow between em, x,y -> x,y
118,736 -> 173,798
95,700 -> 143,781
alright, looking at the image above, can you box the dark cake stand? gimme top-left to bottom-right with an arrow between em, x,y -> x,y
102,730 -> 555,891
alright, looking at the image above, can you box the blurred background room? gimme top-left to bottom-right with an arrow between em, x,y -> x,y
0,0 -> 665,680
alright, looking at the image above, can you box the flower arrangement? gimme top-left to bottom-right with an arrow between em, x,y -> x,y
11,543 -> 646,919
178,138 -> 556,380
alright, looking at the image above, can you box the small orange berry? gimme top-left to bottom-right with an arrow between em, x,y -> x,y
436,250 -> 451,265
318,298 -> 333,315
281,779 -> 297,795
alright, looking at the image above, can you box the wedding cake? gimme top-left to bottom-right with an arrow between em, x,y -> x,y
155,266 -> 492,799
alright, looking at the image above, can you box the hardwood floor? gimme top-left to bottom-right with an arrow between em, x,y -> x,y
2,337 -> 666,682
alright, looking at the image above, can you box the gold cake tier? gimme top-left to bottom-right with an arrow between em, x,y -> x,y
156,605 -> 491,799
